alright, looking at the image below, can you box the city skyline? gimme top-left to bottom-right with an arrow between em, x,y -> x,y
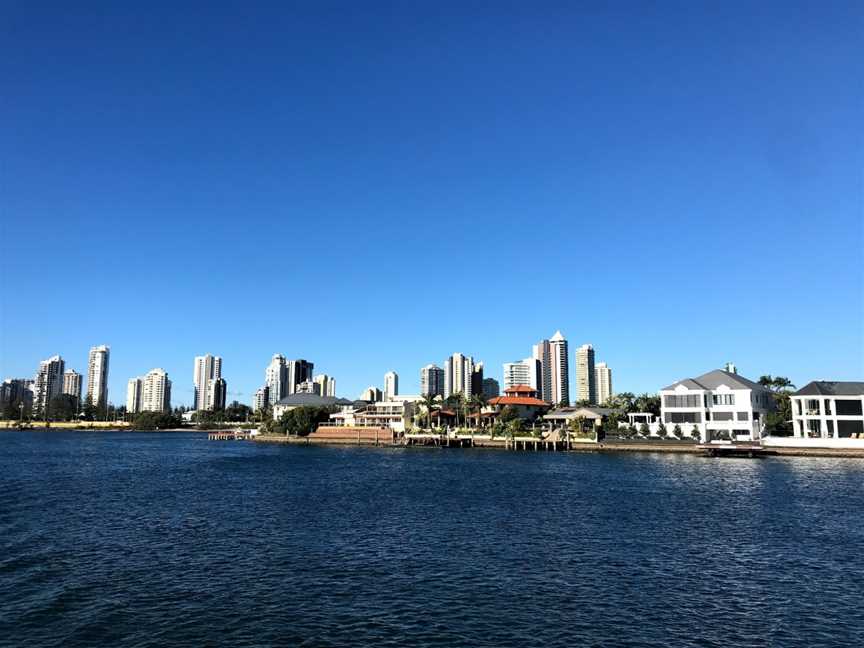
1,4 -> 861,406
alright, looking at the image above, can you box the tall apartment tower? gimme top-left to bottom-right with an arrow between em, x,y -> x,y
595,362 -> 613,405
252,385 -> 270,412
62,370 -> 82,401
384,371 -> 399,401
444,353 -> 476,398
33,355 -> 65,414
287,359 -> 314,395
87,345 -> 110,409
127,377 -> 143,414
142,369 -> 171,412
575,343 -> 596,404
532,340 -> 552,403
265,354 -> 288,405
502,358 -> 541,392
420,364 -> 444,397
313,374 -> 336,398
207,377 -> 227,411
193,354 -> 223,411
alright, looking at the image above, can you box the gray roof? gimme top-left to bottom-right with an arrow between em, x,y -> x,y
544,406 -> 614,420
794,381 -> 864,397
274,394 -> 354,407
662,369 -> 765,392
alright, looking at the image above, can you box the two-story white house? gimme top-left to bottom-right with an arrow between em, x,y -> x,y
790,381 -> 864,440
660,369 -> 775,442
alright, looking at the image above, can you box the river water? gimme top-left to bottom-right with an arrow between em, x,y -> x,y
1,431 -> 862,647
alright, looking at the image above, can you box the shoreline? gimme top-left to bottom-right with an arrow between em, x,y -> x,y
253,435 -> 864,458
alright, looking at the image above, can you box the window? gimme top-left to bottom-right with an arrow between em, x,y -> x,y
836,400 -> 863,416
712,412 -> 734,421
838,420 -> 864,438
666,412 -> 701,423
806,420 -> 821,438
805,399 -> 821,415
712,394 -> 735,406
664,395 -> 702,408
737,412 -> 749,421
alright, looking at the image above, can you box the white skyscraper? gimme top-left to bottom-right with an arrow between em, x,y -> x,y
444,353 -> 475,398
62,370 -> 82,401
313,374 -> 336,398
384,371 -> 399,401
595,362 -> 613,405
575,343 -> 596,404
33,355 -> 65,414
87,345 -> 110,409
206,377 -> 227,411
502,357 -> 541,392
141,369 -> 171,413
533,332 -> 569,406
420,364 -> 444,397
265,354 -> 288,405
193,354 -> 223,411
532,340 -> 552,403
127,377 -> 143,414
253,385 -> 270,412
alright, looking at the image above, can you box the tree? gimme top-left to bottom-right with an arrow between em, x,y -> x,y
469,393 -> 487,429
574,399 -> 592,408
656,422 -> 667,439
672,424 -> 683,439
763,392 -> 793,436
444,394 -> 465,426
132,411 -> 182,430
499,405 -> 519,424
635,394 -> 661,417
48,394 -> 78,421
420,394 -> 438,430
274,406 -> 336,436
638,422 -> 650,438
690,425 -> 701,442
81,395 -> 98,421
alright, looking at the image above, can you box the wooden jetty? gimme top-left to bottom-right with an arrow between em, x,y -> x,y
207,430 -> 253,441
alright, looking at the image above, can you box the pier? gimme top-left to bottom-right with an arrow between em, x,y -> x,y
207,430 -> 253,441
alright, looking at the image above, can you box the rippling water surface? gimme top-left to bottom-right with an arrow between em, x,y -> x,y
1,431 -> 863,647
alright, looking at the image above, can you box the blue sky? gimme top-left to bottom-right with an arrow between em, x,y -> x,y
2,1 -> 862,406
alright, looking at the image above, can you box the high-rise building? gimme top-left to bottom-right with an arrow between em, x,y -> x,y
127,377 -> 143,414
471,362 -> 484,397
444,353 -> 477,398
502,357 -> 541,392
207,377 -> 227,411
86,345 -> 110,409
62,370 -> 82,401
361,386 -> 382,402
482,378 -> 500,399
33,355 -> 65,414
420,364 -> 444,397
141,369 -> 171,413
575,343 -> 596,404
253,385 -> 270,412
287,360 -> 314,395
295,380 -> 320,395
313,374 -> 335,398
533,331 -> 569,406
384,371 -> 399,401
595,362 -> 613,405
1,379 -> 34,416
193,354 -> 223,411
265,354 -> 288,405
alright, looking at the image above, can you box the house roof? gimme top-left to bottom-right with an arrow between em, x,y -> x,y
794,381 -> 864,397
275,394 -> 354,407
488,396 -> 549,407
505,385 -> 536,394
662,369 -> 765,392
544,407 -> 613,420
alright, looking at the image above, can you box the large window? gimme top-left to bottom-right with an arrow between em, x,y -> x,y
737,412 -> 749,421
664,395 -> 702,408
806,420 -> 821,438
711,412 -> 734,421
665,412 -> 701,423
838,420 -> 864,438
836,400 -> 863,416
712,394 -> 735,406
805,399 -> 821,415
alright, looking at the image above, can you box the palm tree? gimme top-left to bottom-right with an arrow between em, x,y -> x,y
469,393 -> 488,429
772,377 -> 795,392
420,394 -> 438,431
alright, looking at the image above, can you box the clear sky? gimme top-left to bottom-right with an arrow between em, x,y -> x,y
2,1 -> 862,407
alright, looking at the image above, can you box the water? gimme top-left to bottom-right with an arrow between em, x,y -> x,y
1,431 -> 862,647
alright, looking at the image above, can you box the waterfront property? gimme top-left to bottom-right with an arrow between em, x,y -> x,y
271,393 -> 354,420
326,399 -> 417,433
544,406 -> 614,434
790,381 -> 864,440
659,368 -> 775,442
483,385 -> 550,421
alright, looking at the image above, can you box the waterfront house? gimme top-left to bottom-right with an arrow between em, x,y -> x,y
483,385 -> 550,422
544,406 -> 613,433
272,393 -> 354,420
659,369 -> 775,442
326,399 -> 418,433
790,381 -> 864,440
